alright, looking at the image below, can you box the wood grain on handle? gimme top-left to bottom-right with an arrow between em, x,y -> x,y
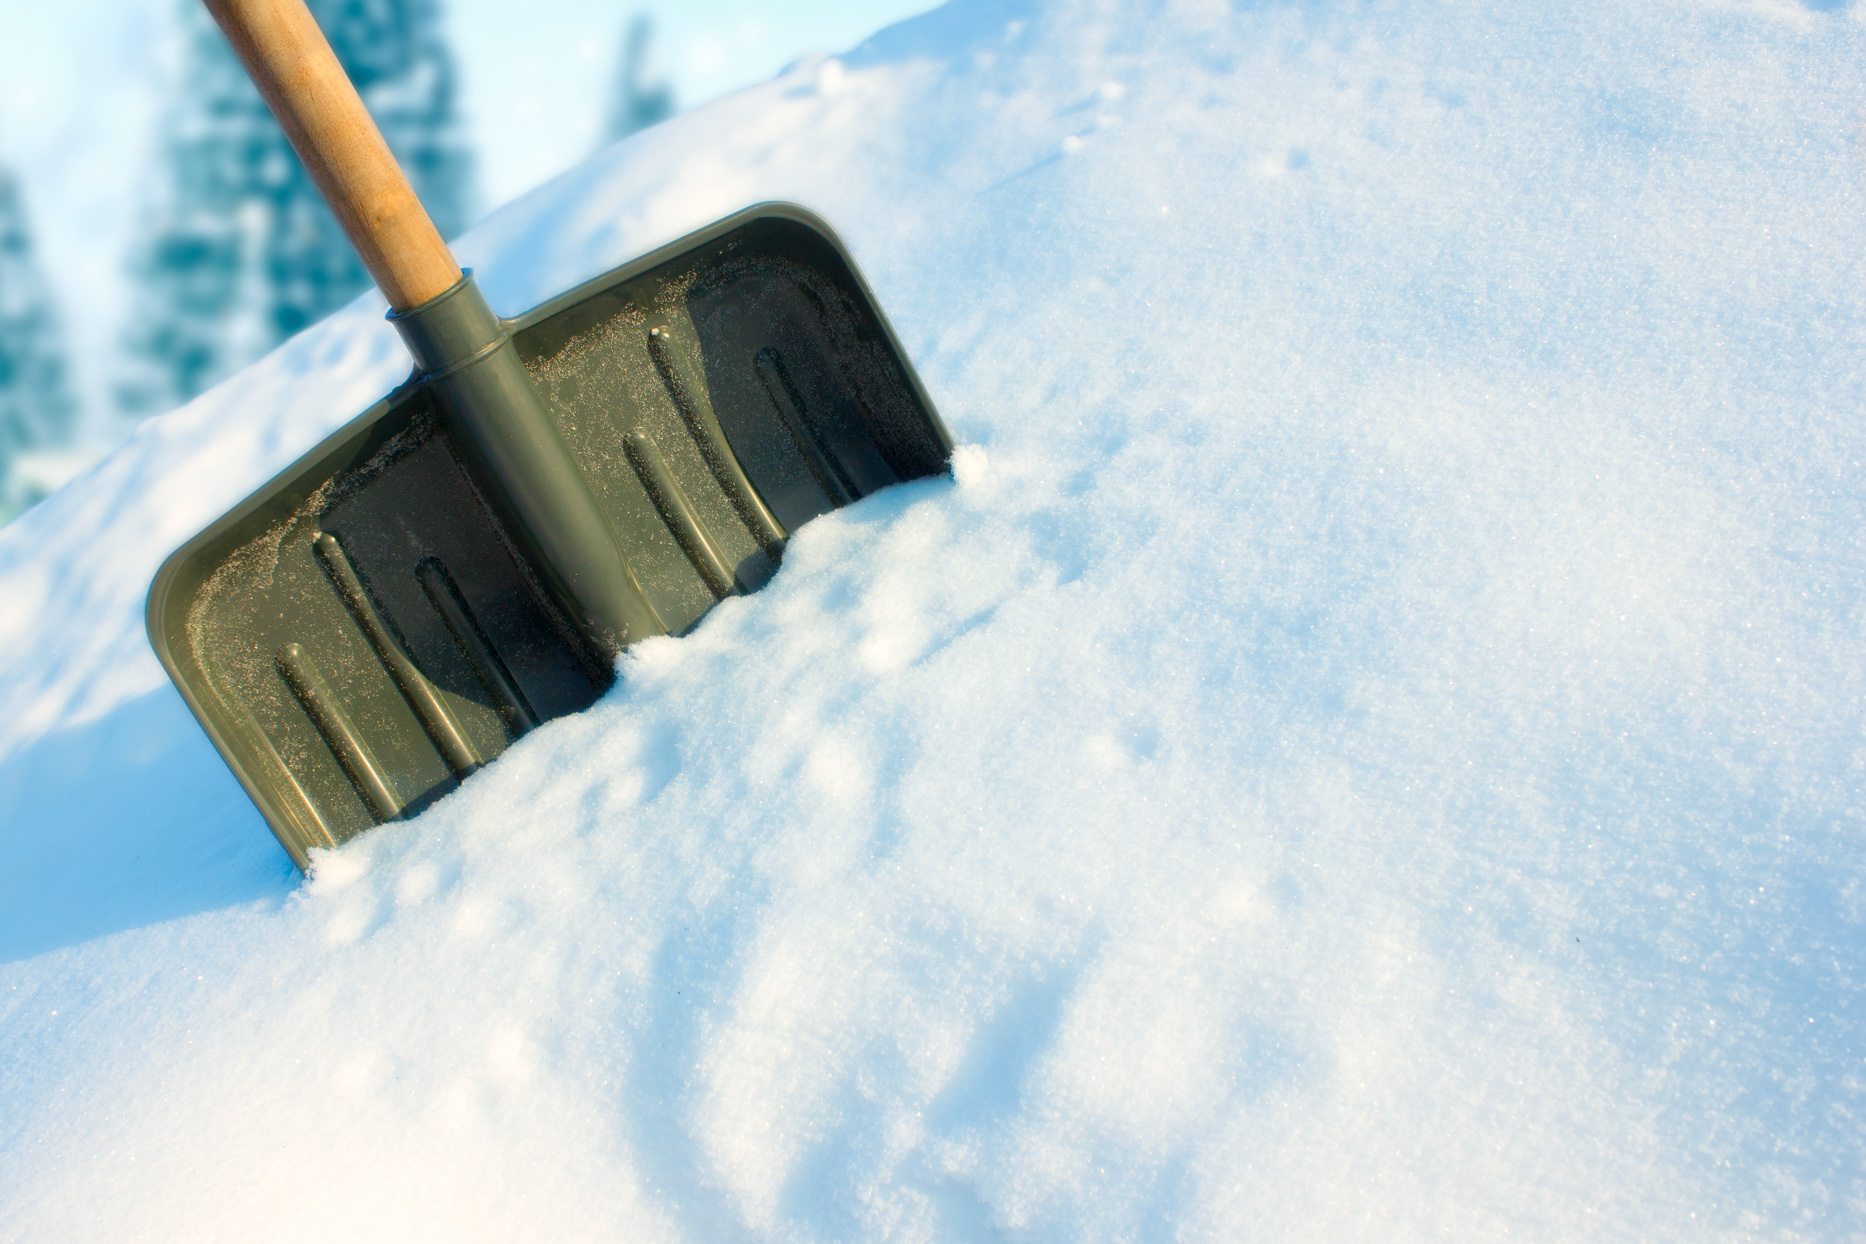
202,0 -> 462,311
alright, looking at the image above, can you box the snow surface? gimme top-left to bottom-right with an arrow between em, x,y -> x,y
3,0 -> 1865,1238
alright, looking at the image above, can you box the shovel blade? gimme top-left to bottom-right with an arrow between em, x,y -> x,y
148,206 -> 951,869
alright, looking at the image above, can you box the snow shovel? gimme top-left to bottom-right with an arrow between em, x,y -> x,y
146,0 -> 952,870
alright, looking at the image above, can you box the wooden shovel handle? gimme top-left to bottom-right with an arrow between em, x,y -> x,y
201,0 -> 463,311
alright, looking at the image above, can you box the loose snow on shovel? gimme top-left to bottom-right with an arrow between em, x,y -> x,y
2,0 -> 1864,1239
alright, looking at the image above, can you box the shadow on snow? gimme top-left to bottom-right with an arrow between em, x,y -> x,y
0,685 -> 295,964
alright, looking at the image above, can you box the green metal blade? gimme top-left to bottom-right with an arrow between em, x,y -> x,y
147,207 -> 951,869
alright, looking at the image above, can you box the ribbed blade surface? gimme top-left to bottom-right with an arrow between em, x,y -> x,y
150,212 -> 950,867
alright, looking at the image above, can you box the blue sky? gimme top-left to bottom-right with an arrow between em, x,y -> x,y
0,0 -> 938,433
446,0 -> 941,204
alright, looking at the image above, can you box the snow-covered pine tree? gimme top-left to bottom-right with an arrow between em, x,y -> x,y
0,167 -> 80,518
116,0 -> 475,420
605,14 -> 674,144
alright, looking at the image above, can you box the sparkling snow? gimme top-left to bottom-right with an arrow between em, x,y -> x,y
2,0 -> 1863,1238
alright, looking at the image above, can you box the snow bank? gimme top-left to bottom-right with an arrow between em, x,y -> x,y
3,0 -> 1864,1238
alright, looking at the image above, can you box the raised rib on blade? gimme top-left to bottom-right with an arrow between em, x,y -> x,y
625,431 -> 741,599
277,643 -> 404,821
754,347 -> 860,506
251,725 -> 339,849
646,320 -> 787,554
416,557 -> 540,734
313,532 -> 481,776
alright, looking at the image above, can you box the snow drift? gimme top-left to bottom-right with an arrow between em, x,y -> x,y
2,0 -> 1863,1238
